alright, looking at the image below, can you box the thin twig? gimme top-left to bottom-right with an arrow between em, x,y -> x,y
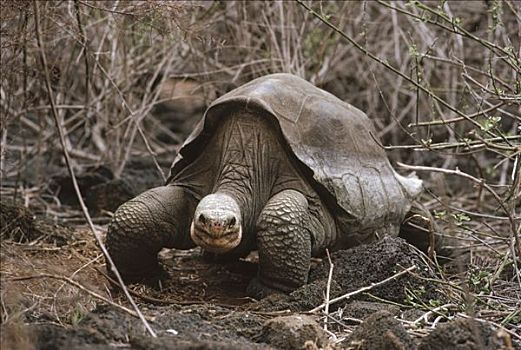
397,162 -> 521,289
323,249 -> 334,332
397,162 -> 520,255
295,0 -> 498,139
412,303 -> 458,325
376,0 -> 520,72
32,1 -> 157,337
74,0 -> 90,108
384,135 -> 520,151
8,273 -> 152,321
408,102 -> 505,127
309,266 -> 417,313
77,0 -> 136,16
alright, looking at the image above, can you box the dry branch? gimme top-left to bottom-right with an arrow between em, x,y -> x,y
32,0 -> 157,337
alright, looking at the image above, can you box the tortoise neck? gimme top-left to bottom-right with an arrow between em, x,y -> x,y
212,112 -> 278,234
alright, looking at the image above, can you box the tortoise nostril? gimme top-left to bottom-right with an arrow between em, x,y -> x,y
228,217 -> 237,227
198,213 -> 208,225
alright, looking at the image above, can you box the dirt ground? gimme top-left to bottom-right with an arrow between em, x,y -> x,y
1,200 -> 519,350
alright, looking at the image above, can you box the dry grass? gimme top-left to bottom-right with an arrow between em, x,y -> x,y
0,227 -> 105,323
1,0 -> 520,347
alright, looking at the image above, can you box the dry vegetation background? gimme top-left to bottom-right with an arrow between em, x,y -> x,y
0,0 -> 520,348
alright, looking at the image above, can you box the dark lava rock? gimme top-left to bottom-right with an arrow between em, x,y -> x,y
0,201 -> 72,245
49,159 -> 167,214
418,318 -> 506,350
30,323 -> 110,350
211,310 -> 266,340
79,304 -> 269,349
253,237 -> 442,312
85,179 -> 135,213
131,336 -> 267,350
79,304 -> 148,342
121,158 -> 168,195
153,310 -> 266,348
342,301 -> 401,320
345,311 -> 414,350
50,165 -> 116,207
253,278 -> 341,312
309,236 -> 442,305
259,315 -> 328,350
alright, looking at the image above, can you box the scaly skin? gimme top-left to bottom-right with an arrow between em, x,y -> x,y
106,112 -> 432,296
106,185 -> 197,282
248,189 -> 319,297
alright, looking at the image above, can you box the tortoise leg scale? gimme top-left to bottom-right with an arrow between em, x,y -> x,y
249,189 -> 325,298
106,185 -> 197,283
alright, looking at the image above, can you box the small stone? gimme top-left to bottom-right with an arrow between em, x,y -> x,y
418,318 -> 505,350
342,301 -> 401,320
86,179 -> 135,213
346,311 -> 414,350
259,315 -> 329,350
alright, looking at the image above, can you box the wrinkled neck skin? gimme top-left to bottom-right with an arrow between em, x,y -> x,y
212,111 -> 278,238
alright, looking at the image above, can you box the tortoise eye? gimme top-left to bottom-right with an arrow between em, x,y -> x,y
228,217 -> 236,226
198,213 -> 208,224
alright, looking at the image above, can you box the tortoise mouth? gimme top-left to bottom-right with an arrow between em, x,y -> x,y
190,221 -> 242,253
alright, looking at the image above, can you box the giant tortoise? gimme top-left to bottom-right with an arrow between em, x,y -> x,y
106,73 -> 425,296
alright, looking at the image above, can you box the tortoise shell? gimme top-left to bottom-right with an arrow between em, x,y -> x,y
168,73 -> 422,239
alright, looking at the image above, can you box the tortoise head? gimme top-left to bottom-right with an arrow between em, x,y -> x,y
190,193 -> 242,253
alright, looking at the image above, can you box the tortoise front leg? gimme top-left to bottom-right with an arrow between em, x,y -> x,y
106,185 -> 197,283
249,189 -> 320,298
